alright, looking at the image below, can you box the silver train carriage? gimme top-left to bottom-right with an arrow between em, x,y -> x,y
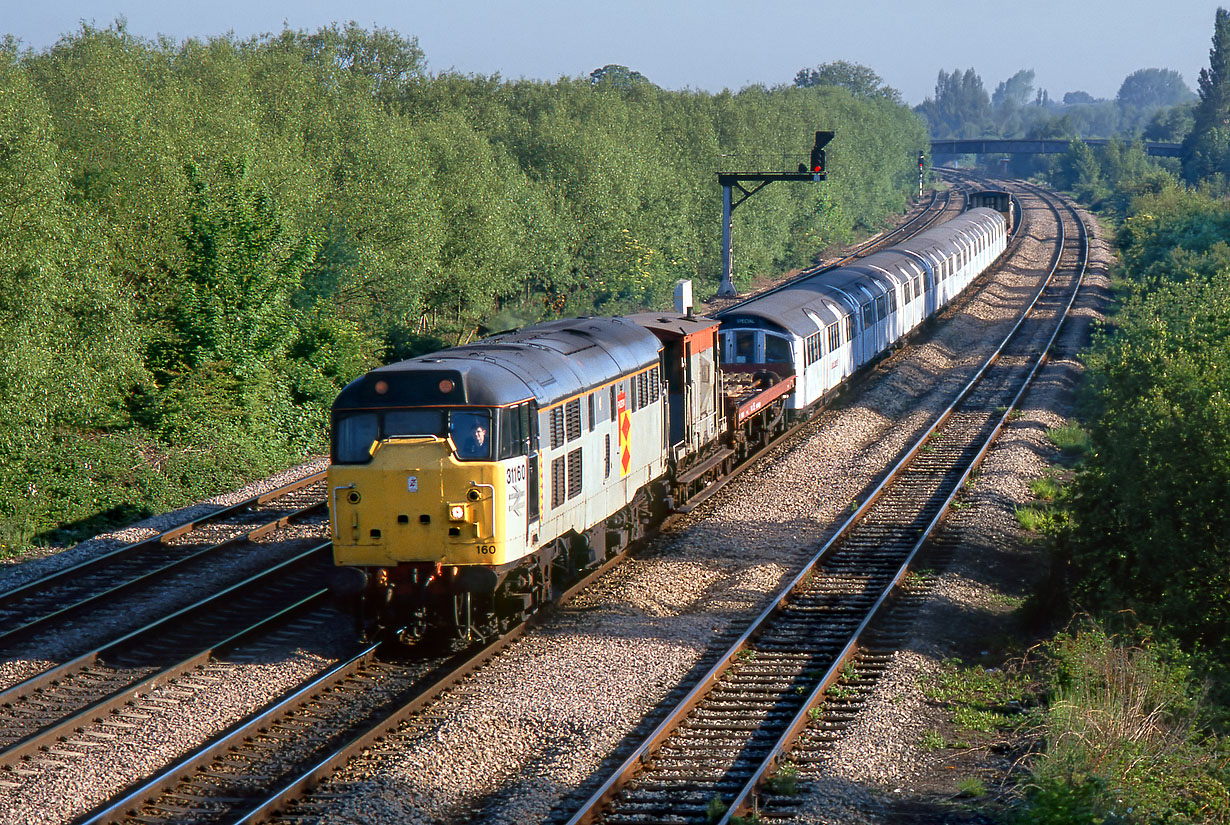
716,207 -> 1008,415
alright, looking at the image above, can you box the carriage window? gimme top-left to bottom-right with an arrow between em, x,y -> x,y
765,334 -> 791,363
827,323 -> 840,352
875,294 -> 888,320
499,404 -> 532,459
904,281 -> 912,303
334,413 -> 380,464
734,331 -> 756,363
914,275 -> 924,294
861,303 -> 875,326
384,410 -> 445,439
846,316 -> 856,340
888,289 -> 898,312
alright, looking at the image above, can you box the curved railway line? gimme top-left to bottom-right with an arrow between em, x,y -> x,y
0,178 -> 1085,825
562,183 -> 1087,825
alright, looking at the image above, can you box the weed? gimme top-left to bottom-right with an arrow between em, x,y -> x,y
705,795 -> 727,822
989,592 -> 1026,609
767,762 -> 800,796
921,730 -> 946,750
956,777 -> 987,798
1029,473 -> 1063,502
807,707 -> 822,722
923,659 -> 1028,739
952,705 -> 1006,732
1046,422 -> 1090,456
828,684 -> 853,700
1015,503 -> 1064,535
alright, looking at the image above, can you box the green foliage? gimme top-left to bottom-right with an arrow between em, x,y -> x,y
1117,68 -> 1195,110
1046,423 -> 1091,457
793,60 -> 901,103
766,762 -> 799,795
0,23 -> 927,554
916,68 -> 991,138
1012,626 -> 1229,825
1183,8 -> 1230,182
1062,249 -> 1230,658
957,777 -> 987,798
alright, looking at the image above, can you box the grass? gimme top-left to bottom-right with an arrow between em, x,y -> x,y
1046,422 -> 1091,457
921,729 -> 947,750
923,658 -> 1030,740
767,762 -> 800,795
957,777 -> 988,798
1029,473 -> 1064,502
1012,626 -> 1230,824
1015,503 -> 1063,534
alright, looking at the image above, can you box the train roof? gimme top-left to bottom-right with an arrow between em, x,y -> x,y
333,316 -> 662,411
718,208 -> 1006,338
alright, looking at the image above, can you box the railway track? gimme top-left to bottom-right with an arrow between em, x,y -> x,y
0,545 -> 335,772
559,185 -> 1087,825
0,473 -> 328,661
2,182 -> 1053,824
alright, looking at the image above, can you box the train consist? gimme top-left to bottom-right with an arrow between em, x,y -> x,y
327,206 -> 1009,644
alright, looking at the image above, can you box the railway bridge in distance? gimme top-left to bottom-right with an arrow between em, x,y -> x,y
930,138 -> 1182,157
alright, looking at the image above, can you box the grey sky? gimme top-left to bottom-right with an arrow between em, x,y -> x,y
6,1 -> 1224,105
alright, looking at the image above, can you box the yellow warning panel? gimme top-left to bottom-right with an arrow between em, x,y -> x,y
617,389 -> 631,477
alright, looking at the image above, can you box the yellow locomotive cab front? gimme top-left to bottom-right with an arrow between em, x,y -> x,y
329,436 -> 511,567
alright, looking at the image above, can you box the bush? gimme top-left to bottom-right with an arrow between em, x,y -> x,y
1013,626 -> 1229,825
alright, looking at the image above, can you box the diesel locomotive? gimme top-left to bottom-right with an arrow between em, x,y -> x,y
328,207 -> 1009,644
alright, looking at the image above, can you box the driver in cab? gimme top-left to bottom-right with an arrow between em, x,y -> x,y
452,414 -> 491,460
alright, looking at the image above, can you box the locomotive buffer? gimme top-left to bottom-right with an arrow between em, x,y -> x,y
718,129 -> 833,297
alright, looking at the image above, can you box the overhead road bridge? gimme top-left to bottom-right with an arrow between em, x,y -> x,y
930,138 -> 1182,158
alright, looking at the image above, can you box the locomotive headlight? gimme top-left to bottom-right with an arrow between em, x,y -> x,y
449,504 -> 466,521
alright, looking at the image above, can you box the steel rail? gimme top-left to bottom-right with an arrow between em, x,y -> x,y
563,184 -> 1084,825
0,544 -> 332,769
75,535 -> 635,825
0,500 -> 325,650
718,186 -> 1090,823
0,470 -> 325,603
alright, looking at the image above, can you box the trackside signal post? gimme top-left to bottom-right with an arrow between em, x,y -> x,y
717,130 -> 833,297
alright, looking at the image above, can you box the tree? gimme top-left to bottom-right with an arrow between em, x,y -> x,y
993,68 -> 1034,109
793,60 -> 901,103
1183,7 -> 1230,181
588,64 -> 651,89
915,68 -> 991,138
1116,68 -> 1195,109
1064,91 -> 1097,105
1143,103 -> 1195,142
992,69 -> 1035,137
